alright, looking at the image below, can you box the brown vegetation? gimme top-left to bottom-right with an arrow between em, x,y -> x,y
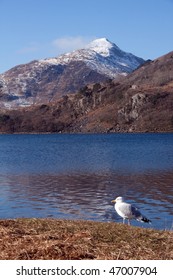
0,219 -> 172,260
0,80 -> 173,133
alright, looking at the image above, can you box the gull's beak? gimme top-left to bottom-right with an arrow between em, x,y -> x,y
111,199 -> 116,203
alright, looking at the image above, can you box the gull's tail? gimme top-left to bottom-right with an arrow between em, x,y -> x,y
138,215 -> 151,224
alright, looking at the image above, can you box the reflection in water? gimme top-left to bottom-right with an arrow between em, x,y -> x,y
0,170 -> 173,230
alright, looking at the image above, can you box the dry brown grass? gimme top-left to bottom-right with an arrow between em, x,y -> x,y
0,218 -> 172,260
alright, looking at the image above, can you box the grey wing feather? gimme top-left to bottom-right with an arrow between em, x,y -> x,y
131,205 -> 142,219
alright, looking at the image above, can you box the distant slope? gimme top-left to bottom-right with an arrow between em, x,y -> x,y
123,51 -> 173,87
0,38 -> 144,109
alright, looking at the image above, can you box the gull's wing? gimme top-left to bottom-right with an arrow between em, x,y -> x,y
131,204 -> 151,223
116,202 -> 135,218
131,205 -> 142,219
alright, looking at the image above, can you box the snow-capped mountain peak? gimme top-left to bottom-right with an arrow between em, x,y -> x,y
85,38 -> 115,57
39,37 -> 144,77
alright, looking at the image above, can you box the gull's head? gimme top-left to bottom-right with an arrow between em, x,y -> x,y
111,196 -> 124,203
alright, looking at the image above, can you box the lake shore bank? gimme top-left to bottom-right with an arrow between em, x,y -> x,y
0,218 -> 172,260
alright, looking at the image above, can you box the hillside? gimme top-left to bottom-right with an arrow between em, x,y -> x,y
0,38 -> 144,109
0,51 -> 173,133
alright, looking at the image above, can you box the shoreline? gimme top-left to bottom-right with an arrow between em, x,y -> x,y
0,131 -> 173,135
0,218 -> 172,260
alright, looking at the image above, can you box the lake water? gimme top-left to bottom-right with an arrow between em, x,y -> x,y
0,133 -> 173,230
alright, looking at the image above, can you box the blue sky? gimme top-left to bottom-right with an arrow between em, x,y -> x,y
0,0 -> 173,73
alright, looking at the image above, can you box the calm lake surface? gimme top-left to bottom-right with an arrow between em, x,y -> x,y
0,133 -> 173,230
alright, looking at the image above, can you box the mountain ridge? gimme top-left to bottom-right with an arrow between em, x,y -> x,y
0,49 -> 173,133
0,38 -> 144,109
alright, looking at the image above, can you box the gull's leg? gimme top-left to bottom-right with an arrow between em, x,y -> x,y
123,218 -> 125,224
128,219 -> 131,225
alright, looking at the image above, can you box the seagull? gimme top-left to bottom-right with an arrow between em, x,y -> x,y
111,196 -> 151,225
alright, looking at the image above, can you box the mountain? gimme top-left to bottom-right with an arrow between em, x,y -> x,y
0,50 -> 173,133
0,38 -> 144,109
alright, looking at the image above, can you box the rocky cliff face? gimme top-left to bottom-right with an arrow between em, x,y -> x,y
0,78 -> 173,133
0,38 -> 144,109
